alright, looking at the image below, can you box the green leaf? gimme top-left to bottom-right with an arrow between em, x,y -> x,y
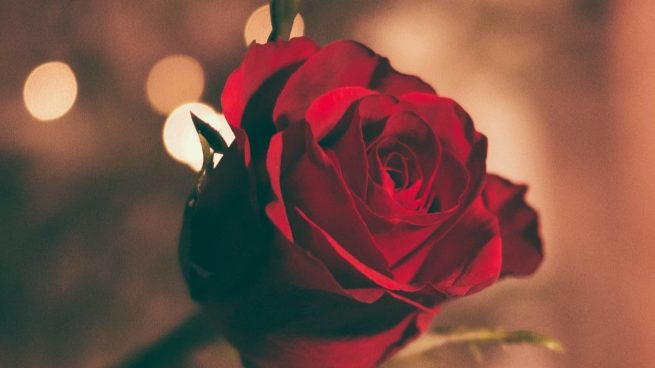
394,326 -> 564,361
268,0 -> 301,41
434,326 -> 564,352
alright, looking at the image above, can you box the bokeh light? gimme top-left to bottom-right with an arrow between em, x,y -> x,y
23,61 -> 78,121
243,4 -> 304,45
146,55 -> 205,115
162,102 -> 235,172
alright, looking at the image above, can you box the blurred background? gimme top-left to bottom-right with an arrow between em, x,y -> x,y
1,0 -> 653,367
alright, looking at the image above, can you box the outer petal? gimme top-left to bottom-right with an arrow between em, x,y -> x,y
274,40 -> 435,128
371,57 -> 436,96
221,37 -> 318,154
415,198 -> 502,296
483,174 -> 543,276
293,208 -> 422,294
237,308 -> 435,368
305,86 -> 376,141
267,213 -> 386,303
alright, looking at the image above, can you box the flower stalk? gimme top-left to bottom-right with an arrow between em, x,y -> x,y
268,0 -> 301,41
111,312 -> 217,368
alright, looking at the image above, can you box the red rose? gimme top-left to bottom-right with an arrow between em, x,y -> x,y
180,37 -> 543,368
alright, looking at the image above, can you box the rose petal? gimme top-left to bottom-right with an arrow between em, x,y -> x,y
305,86 -> 376,140
237,306 -> 434,368
266,125 -> 307,243
326,114 -> 369,197
274,41 -> 378,128
399,93 -> 482,164
354,195 -> 444,277
384,152 -> 411,188
388,141 -> 488,278
431,235 -> 502,296
305,87 -> 377,197
359,94 -> 399,126
363,151 -> 467,228
222,37 -> 317,126
359,155 -> 472,273
365,178 -> 427,219
266,214 -> 386,304
370,57 -> 436,96
368,138 -> 422,192
221,37 -> 318,154
274,40 -> 435,128
289,206 -> 380,289
483,174 -> 543,276
414,198 -> 502,295
268,123 -> 391,277
376,110 -> 441,203
295,208 -> 419,293
426,152 -> 470,212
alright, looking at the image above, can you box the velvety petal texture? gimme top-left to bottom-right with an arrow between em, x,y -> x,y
181,36 -> 544,368
238,310 -> 432,368
222,37 -> 318,155
483,174 -> 543,276
273,40 -> 434,128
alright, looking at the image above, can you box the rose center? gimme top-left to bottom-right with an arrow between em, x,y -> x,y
383,152 -> 409,190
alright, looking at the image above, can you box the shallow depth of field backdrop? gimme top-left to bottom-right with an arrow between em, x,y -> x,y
1,1 -> 653,367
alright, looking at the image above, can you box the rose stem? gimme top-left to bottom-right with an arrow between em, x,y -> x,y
268,0 -> 301,41
110,311 -> 218,368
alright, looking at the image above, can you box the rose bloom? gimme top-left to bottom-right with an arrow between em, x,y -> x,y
180,37 -> 543,368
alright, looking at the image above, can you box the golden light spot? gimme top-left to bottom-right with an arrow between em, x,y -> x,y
23,61 -> 78,121
243,4 -> 304,45
162,102 -> 235,172
146,55 -> 205,115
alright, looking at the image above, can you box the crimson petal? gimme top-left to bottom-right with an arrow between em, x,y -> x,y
483,174 -> 543,277
370,57 -> 435,96
377,110 -> 441,203
221,37 -> 318,154
268,123 -> 392,279
415,198 -> 502,295
399,93 -> 482,164
305,86 -> 376,140
274,40 -> 435,128
237,308 -> 434,368
266,210 -> 386,303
